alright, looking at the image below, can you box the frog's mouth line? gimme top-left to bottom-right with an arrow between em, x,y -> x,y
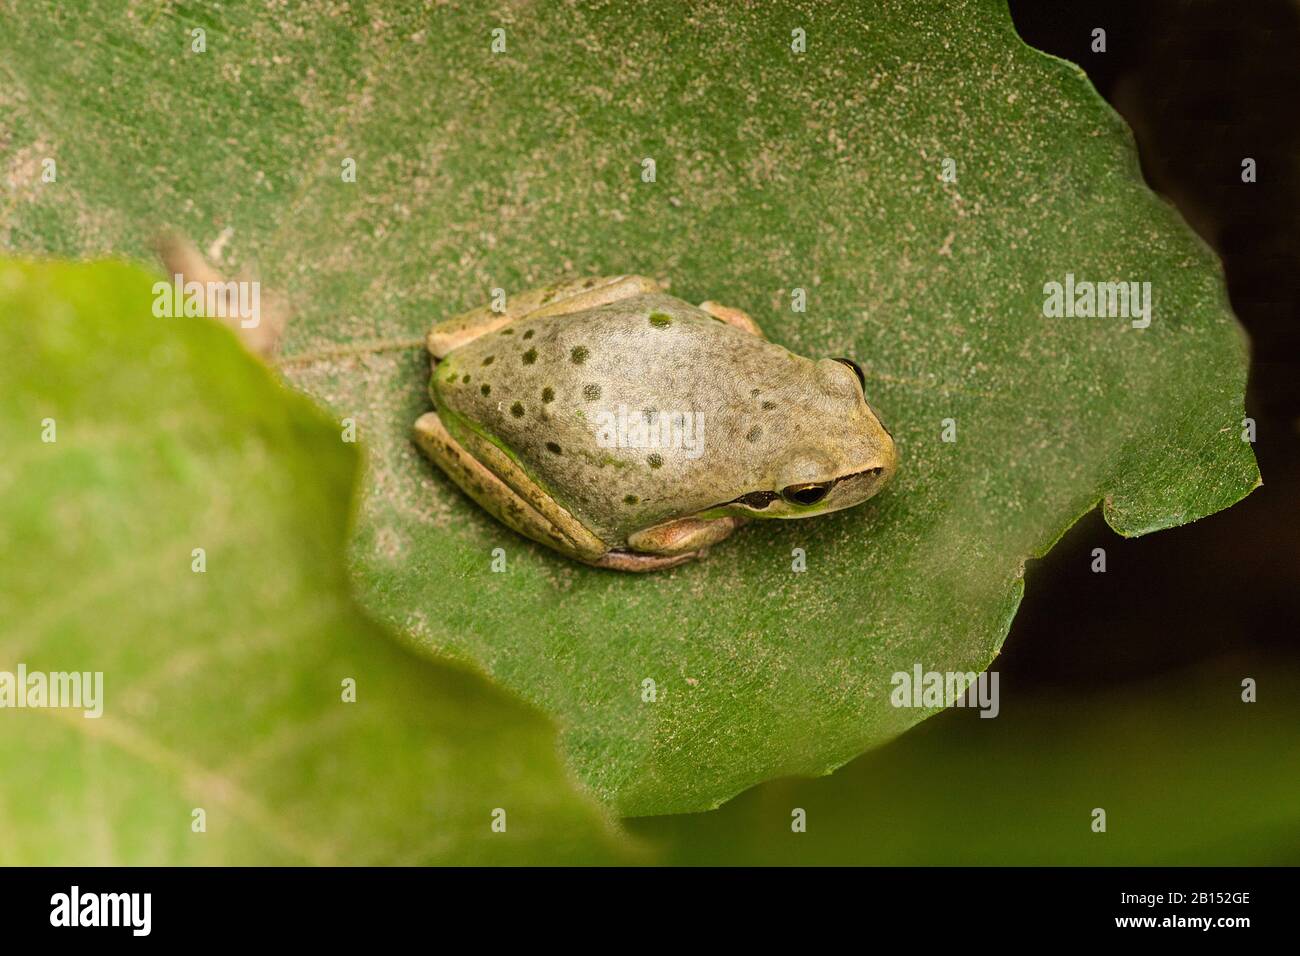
721,466 -> 884,511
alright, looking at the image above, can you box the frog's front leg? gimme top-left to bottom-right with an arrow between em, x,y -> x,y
585,516 -> 748,572
592,550 -> 701,572
625,515 -> 746,558
427,275 -> 661,358
412,411 -> 608,564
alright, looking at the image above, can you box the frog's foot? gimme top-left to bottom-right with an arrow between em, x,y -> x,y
428,275 -> 661,358
412,411 -> 607,564
698,300 -> 765,339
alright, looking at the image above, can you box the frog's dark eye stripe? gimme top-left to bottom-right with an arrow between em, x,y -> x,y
724,490 -> 780,510
832,357 -> 866,392
721,466 -> 883,513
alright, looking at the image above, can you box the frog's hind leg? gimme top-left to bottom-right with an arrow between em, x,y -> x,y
427,275 -> 661,358
412,411 -> 607,564
414,412 -> 690,573
527,274 -> 661,319
698,300 -> 766,339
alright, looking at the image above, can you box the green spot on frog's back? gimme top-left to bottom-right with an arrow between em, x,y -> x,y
570,345 -> 589,364
649,312 -> 672,327
583,384 -> 601,400
541,386 -> 555,403
522,347 -> 538,365
511,402 -> 525,418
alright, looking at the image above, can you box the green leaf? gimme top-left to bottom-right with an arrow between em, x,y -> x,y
0,260 -> 631,864
1,1 -> 1258,815
630,669 -> 1300,864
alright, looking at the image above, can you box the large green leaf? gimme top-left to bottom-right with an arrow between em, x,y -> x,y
0,260 -> 631,864
1,1 -> 1257,815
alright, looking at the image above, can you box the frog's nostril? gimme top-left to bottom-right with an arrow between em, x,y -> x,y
782,482 -> 831,506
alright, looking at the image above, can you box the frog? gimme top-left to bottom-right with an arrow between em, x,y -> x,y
412,275 -> 898,571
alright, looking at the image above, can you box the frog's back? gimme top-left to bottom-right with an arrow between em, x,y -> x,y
431,293 -> 808,544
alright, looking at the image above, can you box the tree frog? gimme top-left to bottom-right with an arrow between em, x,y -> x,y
413,275 -> 897,571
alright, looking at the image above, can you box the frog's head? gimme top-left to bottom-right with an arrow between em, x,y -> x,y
722,356 -> 898,520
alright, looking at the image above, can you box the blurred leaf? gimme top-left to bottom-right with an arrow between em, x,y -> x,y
0,260 -> 631,864
0,1 -> 1258,815
631,668 -> 1300,864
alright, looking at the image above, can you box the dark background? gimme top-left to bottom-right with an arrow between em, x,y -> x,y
1001,0 -> 1299,693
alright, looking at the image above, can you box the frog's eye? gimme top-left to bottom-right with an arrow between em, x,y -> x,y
832,357 -> 866,392
782,481 -> 832,506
